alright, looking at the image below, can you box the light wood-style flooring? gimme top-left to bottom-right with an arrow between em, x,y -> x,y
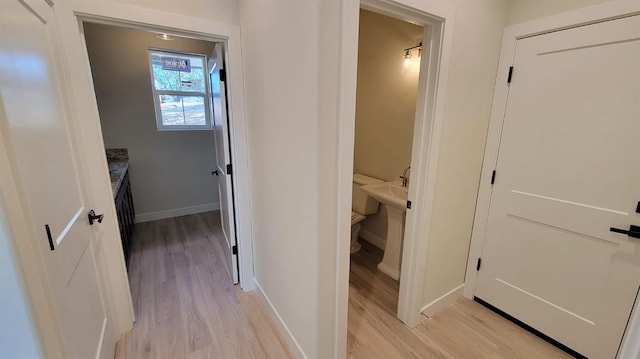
117,213 -> 570,358
115,212 -> 292,359
347,241 -> 572,358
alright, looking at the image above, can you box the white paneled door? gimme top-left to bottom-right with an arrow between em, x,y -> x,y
0,1 -> 111,358
209,43 -> 239,284
476,15 -> 640,358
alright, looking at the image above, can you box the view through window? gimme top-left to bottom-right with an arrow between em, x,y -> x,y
149,50 -> 211,130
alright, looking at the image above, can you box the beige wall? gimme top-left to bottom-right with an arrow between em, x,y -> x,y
507,0 -> 614,25
239,0 -> 347,354
239,1 -> 324,356
421,0 -> 509,308
354,9 -> 422,182
84,23 -> 219,216
354,10 -> 423,246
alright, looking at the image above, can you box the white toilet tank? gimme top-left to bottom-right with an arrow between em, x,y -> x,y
352,174 -> 383,215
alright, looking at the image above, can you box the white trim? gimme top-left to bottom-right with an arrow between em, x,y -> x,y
420,284 -> 464,317
334,2 -> 360,357
358,229 -> 386,250
134,202 -> 220,223
52,0 -> 255,344
253,279 -> 307,359
463,1 -> 640,358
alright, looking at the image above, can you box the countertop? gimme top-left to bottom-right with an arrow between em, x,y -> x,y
108,161 -> 129,197
106,149 -> 129,198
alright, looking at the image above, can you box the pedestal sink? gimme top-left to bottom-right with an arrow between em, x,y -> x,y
361,182 -> 408,280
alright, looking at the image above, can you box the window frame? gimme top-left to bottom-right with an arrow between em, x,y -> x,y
148,48 -> 212,131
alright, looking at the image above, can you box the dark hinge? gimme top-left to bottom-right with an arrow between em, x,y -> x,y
476,258 -> 482,271
507,66 -> 514,84
491,170 -> 496,185
636,201 -> 640,214
219,68 -> 227,82
226,163 -> 233,175
406,200 -> 412,209
232,245 -> 237,255
45,224 -> 55,251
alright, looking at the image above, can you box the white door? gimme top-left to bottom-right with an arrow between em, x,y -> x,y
209,43 -> 239,284
476,15 -> 640,359
0,1 -> 111,358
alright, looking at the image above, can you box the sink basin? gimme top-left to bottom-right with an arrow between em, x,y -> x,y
361,182 -> 408,210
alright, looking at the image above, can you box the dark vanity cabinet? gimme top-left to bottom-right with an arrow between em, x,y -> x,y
115,170 -> 135,265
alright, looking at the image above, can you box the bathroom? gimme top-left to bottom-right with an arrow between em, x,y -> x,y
349,7 -> 423,320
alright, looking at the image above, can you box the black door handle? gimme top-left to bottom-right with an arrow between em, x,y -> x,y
212,169 -> 220,176
610,225 -> 640,239
88,210 -> 104,225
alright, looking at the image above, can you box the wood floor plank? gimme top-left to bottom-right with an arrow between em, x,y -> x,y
347,240 -> 572,359
115,212 -> 292,359
117,215 -> 572,359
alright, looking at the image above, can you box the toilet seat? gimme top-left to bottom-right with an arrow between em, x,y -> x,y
351,211 -> 366,225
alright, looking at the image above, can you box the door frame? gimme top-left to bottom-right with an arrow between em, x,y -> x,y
51,0 -> 254,339
335,0 -> 455,353
464,0 -> 640,356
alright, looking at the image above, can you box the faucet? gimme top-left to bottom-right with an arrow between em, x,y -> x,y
400,166 -> 411,187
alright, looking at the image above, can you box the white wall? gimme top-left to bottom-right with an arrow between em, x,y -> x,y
238,0 -> 343,357
84,23 -> 219,217
0,199 -> 42,359
421,0 -> 509,309
506,0 -> 615,25
105,0 -> 238,25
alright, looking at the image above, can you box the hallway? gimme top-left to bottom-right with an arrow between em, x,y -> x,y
117,212 -> 570,358
115,212 -> 291,358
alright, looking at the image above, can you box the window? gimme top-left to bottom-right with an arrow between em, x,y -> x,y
149,49 -> 211,130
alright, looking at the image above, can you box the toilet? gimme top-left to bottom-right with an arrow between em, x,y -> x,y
351,174 -> 383,253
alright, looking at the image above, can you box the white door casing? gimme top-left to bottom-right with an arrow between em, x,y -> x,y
209,43 -> 239,284
0,1 -> 111,358
474,15 -> 640,359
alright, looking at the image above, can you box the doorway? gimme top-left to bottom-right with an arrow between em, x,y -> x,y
51,2 -> 254,345
79,20 -> 243,352
348,6 -> 424,327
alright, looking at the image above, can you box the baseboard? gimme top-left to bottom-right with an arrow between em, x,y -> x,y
420,284 -> 465,318
253,279 -> 307,359
135,202 -> 220,223
358,229 -> 386,250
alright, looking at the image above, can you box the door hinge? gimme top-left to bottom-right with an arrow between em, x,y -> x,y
507,66 -> 514,84
476,258 -> 482,271
491,170 -> 496,185
407,200 -> 412,209
226,163 -> 233,175
636,201 -> 640,214
232,245 -> 237,255
219,68 -> 226,82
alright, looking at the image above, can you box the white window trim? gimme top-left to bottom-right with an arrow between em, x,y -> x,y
148,48 -> 212,131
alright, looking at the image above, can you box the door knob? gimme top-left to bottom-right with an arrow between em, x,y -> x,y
212,169 -> 220,176
610,225 -> 640,239
88,210 -> 104,225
